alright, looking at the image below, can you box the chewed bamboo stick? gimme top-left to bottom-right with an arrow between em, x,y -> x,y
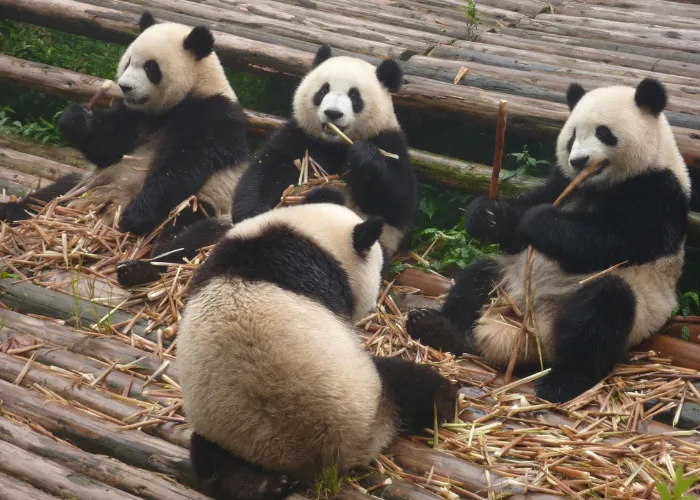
86,80 -> 113,110
326,122 -> 399,159
489,100 -> 508,200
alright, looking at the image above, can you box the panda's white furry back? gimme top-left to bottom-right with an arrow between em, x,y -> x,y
407,78 -> 690,403
0,11 -> 248,239
178,188 -> 455,499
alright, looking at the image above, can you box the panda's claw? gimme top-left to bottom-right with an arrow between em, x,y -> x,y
406,308 -> 464,353
116,260 -> 163,288
259,473 -> 297,498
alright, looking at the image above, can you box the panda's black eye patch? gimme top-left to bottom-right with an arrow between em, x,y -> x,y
595,125 -> 617,146
348,87 -> 364,114
313,83 -> 330,106
566,128 -> 576,153
144,59 -> 162,84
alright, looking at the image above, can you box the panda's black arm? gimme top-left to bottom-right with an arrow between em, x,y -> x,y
518,169 -> 689,273
59,102 -> 146,168
465,167 -> 569,254
231,121 -> 313,223
345,131 -> 418,229
120,96 -> 249,234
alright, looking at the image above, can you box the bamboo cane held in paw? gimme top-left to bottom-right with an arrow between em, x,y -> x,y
86,80 -> 113,111
503,159 -> 608,384
489,100 -> 508,200
326,122 -> 400,160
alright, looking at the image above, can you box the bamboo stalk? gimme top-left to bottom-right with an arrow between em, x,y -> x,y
326,122 -> 399,159
489,99 -> 508,200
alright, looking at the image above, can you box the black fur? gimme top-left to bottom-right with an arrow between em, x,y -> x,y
348,87 -> 364,114
376,60 -> 403,93
312,83 -> 330,107
312,44 -> 332,68
184,26 -> 215,60
566,129 -> 575,153
634,78 -> 667,116
464,168 -> 569,254
117,216 -> 230,287
190,432 -> 296,500
595,125 -> 617,146
566,83 -> 586,111
372,357 -> 456,434
535,275 -> 636,403
353,216 -> 383,256
301,186 -> 346,206
518,169 -> 688,273
191,224 -> 355,318
144,59 -> 162,84
0,173 -> 83,223
139,11 -> 156,33
59,95 -> 248,235
406,258 -> 502,354
231,120 -> 417,250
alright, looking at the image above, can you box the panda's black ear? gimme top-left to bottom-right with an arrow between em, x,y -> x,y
377,60 -> 403,93
635,78 -> 667,116
184,26 -> 215,60
139,11 -> 156,33
566,83 -> 586,111
302,186 -> 346,206
353,217 -> 384,256
312,44 -> 332,69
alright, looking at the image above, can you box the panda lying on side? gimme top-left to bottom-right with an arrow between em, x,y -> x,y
179,186 -> 455,500
407,79 -> 691,403
0,12 -> 248,241
116,44 -> 417,287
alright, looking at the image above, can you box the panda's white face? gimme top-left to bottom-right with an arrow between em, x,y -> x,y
556,83 -> 686,188
293,57 -> 399,142
116,22 -> 235,114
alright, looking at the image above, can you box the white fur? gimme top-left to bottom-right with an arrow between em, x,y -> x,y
293,56 -> 399,142
117,23 -> 236,114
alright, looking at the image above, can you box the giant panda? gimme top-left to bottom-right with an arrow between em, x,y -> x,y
406,78 -> 691,403
0,12 -> 248,244
178,187 -> 455,500
231,44 -> 418,258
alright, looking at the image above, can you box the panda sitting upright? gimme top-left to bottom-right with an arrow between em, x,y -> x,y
232,45 -> 418,258
0,12 -> 248,240
407,79 -> 691,403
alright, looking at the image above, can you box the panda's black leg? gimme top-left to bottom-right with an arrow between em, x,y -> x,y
372,357 -> 457,435
117,216 -> 231,288
535,275 -> 635,404
190,432 -> 297,500
406,258 -> 501,354
0,173 -> 83,223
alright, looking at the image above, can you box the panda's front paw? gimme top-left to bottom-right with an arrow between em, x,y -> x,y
346,141 -> 386,188
406,308 -> 466,354
534,368 -> 597,403
119,202 -> 161,235
517,204 -> 557,244
59,103 -> 94,144
117,260 -> 163,287
0,202 -> 29,224
464,196 -> 506,241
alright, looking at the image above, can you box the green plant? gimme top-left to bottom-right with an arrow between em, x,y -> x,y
656,465 -> 697,500
501,145 -> 550,181
0,107 -> 63,144
672,291 -> 700,341
313,462 -> 344,500
464,0 -> 481,42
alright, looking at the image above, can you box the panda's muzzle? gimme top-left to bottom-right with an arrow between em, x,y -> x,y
125,95 -> 150,106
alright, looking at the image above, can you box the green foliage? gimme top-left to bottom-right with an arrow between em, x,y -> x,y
464,0 -> 481,42
313,462 -> 344,500
501,145 -> 550,181
672,291 -> 700,341
656,465 -> 697,500
0,106 -> 63,144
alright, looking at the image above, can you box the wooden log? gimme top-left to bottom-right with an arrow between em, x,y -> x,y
0,471 -> 59,500
0,147 -> 84,182
0,165 -> 42,191
0,309 -> 178,381
0,135 -> 88,168
0,278 -> 156,345
0,416 -> 203,499
498,27 -> 700,66
356,472 -> 444,500
578,0 -> 700,17
662,318 -> 700,344
0,352 -> 191,447
638,335 -> 700,371
553,3 -> 700,30
0,436 -> 141,500
0,378 -> 194,482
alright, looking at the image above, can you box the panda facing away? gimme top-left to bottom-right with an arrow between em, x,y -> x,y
178,187 -> 455,500
231,45 -> 418,258
0,12 -> 248,240
407,79 -> 691,403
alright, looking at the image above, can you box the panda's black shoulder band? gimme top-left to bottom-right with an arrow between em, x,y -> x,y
302,186 -> 346,206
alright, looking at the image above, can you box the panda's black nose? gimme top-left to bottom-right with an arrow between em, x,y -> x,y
324,109 -> 344,120
570,155 -> 589,170
119,84 -> 134,94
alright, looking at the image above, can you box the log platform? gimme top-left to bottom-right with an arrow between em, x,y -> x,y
1,0 -> 700,169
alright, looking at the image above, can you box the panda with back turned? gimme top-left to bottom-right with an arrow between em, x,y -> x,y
407,78 -> 691,403
178,186 -> 455,500
0,12 -> 248,242
232,44 -> 418,258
